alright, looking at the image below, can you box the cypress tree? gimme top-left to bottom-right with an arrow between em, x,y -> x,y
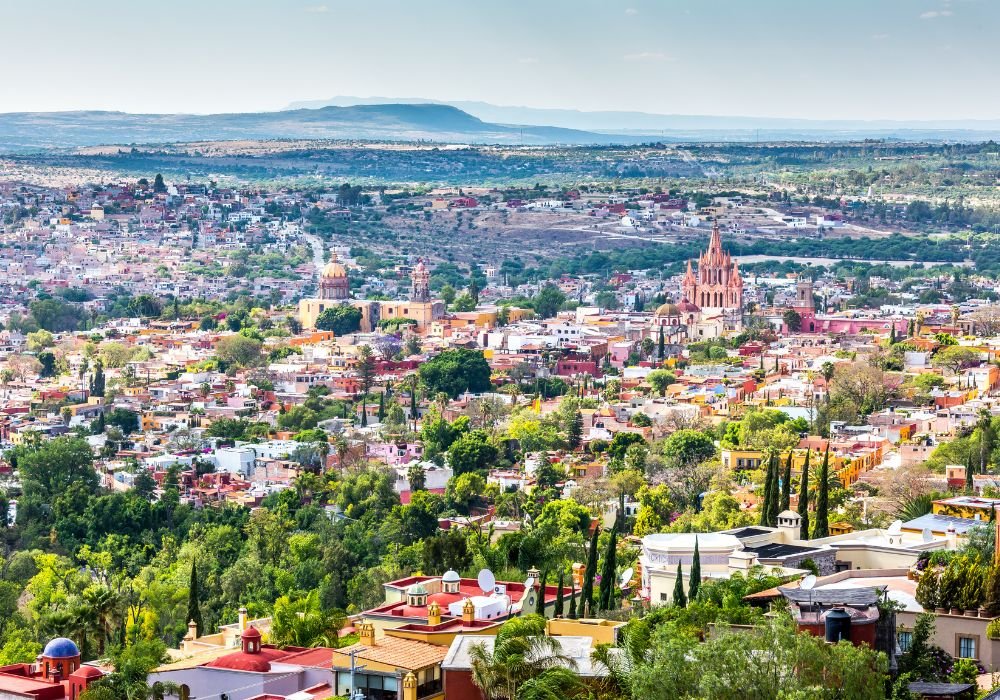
812,447 -> 830,538
657,326 -> 665,360
765,453 -> 780,527
672,562 -> 687,607
598,522 -> 618,611
966,451 -> 975,495
555,572 -> 565,617
187,561 -> 203,636
759,456 -> 773,526
410,383 -> 419,421
536,570 -> 548,616
779,450 -> 793,513
798,451 -> 811,540
378,391 -> 385,422
90,361 -> 105,397
688,536 -> 701,602
568,579 -> 578,619
581,525 -> 599,617
889,326 -> 897,345
568,410 -> 583,450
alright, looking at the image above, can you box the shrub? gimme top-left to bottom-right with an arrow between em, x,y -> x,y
915,568 -> 940,610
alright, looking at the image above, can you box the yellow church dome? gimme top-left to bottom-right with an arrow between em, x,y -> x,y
321,260 -> 347,278
655,302 -> 680,317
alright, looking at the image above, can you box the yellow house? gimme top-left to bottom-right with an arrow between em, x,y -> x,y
545,617 -> 624,646
721,446 -> 884,487
932,496 -> 1000,519
330,623 -> 445,700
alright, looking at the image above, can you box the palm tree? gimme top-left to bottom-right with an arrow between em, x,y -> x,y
469,631 -> 578,700
84,586 -> 119,656
332,435 -> 349,473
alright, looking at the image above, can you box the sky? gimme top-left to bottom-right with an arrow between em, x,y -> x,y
1,0 -> 997,120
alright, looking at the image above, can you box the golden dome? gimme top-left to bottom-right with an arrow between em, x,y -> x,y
654,302 -> 680,317
321,260 -> 347,278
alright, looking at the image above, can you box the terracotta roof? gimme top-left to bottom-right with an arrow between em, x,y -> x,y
332,637 -> 447,672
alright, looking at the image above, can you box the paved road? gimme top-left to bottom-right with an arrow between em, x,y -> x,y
303,232 -> 325,292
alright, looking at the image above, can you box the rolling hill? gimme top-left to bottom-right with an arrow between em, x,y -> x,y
0,104 -> 647,153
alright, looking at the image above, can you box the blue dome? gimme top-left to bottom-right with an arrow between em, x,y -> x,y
43,638 -> 79,659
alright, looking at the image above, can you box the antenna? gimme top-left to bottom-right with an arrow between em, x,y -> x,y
887,520 -> 903,536
477,569 -> 496,594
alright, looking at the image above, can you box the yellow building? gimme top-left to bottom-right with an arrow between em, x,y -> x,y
721,445 -> 884,487
331,623 -> 445,700
299,258 -> 445,332
932,496 -> 1000,519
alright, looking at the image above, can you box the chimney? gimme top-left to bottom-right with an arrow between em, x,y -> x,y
946,523 -> 958,550
359,622 -> 376,647
462,599 -> 476,624
238,606 -> 248,632
427,602 -> 441,626
183,620 -> 198,651
728,549 -> 758,574
402,672 -> 418,700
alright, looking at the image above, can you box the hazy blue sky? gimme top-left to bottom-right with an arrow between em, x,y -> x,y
2,0 -> 996,119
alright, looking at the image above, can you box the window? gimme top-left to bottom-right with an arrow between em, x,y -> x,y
959,636 -> 977,659
897,631 -> 912,653
660,592 -> 668,602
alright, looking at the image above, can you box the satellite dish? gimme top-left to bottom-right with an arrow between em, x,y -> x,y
619,568 -> 634,589
922,528 -> 933,543
524,577 -> 536,590
887,520 -> 903,536
800,574 -> 817,591
477,568 -> 496,594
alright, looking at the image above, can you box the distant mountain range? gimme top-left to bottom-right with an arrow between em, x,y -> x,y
0,104 -> 646,153
289,96 -> 1000,139
2,99 -> 1000,154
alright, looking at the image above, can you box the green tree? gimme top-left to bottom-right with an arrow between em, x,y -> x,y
688,537 -> 701,602
555,572 -> 565,617
567,410 -> 583,450
215,334 -> 263,367
647,369 -> 677,396
661,429 -> 714,466
271,590 -> 346,648
779,450 -> 792,513
672,562 -> 687,607
469,615 -> 579,700
90,361 -> 105,397
407,463 -> 426,492
580,526 -> 599,617
447,430 -> 498,475
186,561 -> 202,636
315,305 -> 363,334
419,349 -> 492,398
798,450 -> 811,540
783,308 -> 802,332
759,454 -> 775,527
532,284 -> 567,319
598,522 -> 618,611
813,447 -> 831,538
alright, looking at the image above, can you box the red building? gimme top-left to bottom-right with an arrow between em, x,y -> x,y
0,638 -> 103,700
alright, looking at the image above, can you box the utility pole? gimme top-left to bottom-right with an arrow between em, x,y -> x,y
347,648 -> 367,699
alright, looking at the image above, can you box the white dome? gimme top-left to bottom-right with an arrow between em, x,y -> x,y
442,570 -> 461,583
